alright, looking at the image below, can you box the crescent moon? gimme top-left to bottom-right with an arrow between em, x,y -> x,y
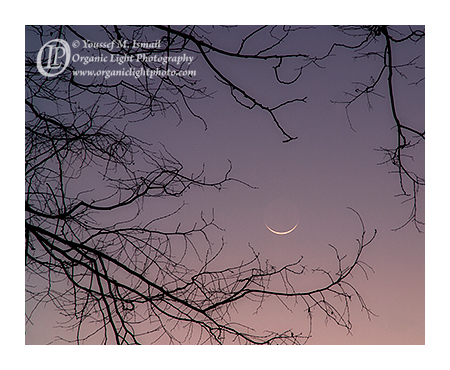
265,222 -> 298,235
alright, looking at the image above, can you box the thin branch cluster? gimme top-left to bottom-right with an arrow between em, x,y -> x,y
329,26 -> 425,231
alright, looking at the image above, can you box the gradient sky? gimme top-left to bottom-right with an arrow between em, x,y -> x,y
24,24 -> 425,346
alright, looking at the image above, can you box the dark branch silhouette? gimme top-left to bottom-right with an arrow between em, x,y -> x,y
329,26 -> 424,232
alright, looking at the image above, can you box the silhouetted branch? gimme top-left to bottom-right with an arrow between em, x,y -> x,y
330,26 -> 424,232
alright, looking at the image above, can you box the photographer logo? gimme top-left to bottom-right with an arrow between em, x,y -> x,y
37,39 -> 71,77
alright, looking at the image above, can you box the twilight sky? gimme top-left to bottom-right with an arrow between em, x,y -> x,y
24,24 -> 426,346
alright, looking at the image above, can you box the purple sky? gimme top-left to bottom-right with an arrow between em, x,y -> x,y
24,25 -> 425,345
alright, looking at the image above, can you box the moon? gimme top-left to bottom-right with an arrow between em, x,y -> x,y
264,197 -> 299,235
265,221 -> 299,235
